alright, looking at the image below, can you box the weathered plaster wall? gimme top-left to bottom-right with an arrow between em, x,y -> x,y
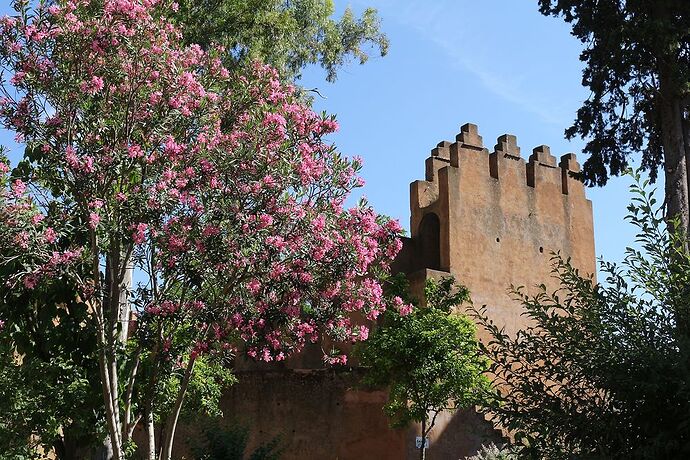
171,369 -> 502,460
402,123 -> 596,339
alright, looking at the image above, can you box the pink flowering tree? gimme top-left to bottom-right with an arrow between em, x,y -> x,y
0,1 -> 402,459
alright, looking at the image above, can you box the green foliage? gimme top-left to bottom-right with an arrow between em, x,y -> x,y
464,444 -> 518,460
0,244 -> 103,456
153,355 -> 236,422
537,0 -> 690,186
359,276 -> 490,436
476,172 -> 690,459
190,418 -> 282,460
172,0 -> 388,82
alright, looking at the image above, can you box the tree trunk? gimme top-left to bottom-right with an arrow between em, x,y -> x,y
53,438 -> 66,460
146,409 -> 156,460
682,95 -> 690,236
119,264 -> 133,343
161,356 -> 197,460
419,417 -> 426,460
659,68 -> 690,235
97,324 -> 124,460
92,438 -> 114,460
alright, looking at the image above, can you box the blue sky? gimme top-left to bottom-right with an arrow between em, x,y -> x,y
0,1 -> 647,271
299,0 -> 645,269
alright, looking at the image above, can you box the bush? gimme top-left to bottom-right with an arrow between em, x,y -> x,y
465,443 -> 517,460
475,173 -> 690,459
190,418 -> 282,460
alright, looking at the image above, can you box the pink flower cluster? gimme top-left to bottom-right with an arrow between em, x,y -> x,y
0,0 -> 404,368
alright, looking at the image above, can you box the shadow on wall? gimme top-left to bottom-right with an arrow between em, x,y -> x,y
418,212 -> 441,271
411,408 -> 504,460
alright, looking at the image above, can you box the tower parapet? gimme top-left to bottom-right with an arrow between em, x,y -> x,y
396,123 -> 596,337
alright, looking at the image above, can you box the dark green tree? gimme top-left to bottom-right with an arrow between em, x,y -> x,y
538,1 -> 690,232
359,277 -> 490,460
173,0 -> 388,82
476,173 -> 690,459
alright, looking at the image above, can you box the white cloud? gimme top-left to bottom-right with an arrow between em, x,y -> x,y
354,0 -> 574,125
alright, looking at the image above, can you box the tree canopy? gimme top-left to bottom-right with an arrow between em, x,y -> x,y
0,1 -> 400,458
360,276 -> 490,460
173,0 -> 389,82
539,0 -> 690,231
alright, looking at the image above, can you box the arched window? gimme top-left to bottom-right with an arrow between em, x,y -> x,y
418,213 -> 441,270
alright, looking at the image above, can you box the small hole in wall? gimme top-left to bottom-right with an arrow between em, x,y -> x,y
539,246 -> 544,253
496,237 -> 500,243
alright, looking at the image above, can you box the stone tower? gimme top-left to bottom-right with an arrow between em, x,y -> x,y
394,123 -> 595,339
194,123 -> 596,460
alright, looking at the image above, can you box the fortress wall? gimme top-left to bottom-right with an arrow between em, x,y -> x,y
217,370 -> 407,460
207,370 -> 501,460
197,123 -> 596,460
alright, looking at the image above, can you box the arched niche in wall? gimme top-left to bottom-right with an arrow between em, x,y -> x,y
418,212 -> 441,270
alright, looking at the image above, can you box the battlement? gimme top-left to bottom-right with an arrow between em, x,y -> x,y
414,123 -> 585,213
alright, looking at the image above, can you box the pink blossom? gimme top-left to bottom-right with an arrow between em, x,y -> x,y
366,309 -> 381,321
202,225 -> 220,237
392,297 -> 414,317
11,179 -> 26,197
319,118 -> 339,133
265,235 -> 286,250
89,212 -> 100,229
298,272 -> 313,284
247,279 -> 261,295
325,354 -> 347,366
311,214 -> 326,232
65,146 -> 78,168
23,274 -> 38,289
163,137 -> 184,158
257,213 -> 273,229
89,199 -> 104,210
261,348 -> 273,362
80,75 -> 104,95
132,222 -> 147,244
44,227 -> 57,243
127,144 -> 144,158
10,71 -> 26,85
14,231 -> 29,249
398,304 -> 413,317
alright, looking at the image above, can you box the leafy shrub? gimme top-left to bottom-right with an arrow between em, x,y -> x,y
476,173 -> 690,459
190,418 -> 282,460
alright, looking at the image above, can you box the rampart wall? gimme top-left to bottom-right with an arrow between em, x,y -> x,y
180,123 -> 596,460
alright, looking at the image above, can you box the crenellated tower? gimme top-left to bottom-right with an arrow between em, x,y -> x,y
394,123 -> 596,339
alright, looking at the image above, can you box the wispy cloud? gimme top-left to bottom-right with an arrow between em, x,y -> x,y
425,35 -> 568,125
354,0 -> 573,125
